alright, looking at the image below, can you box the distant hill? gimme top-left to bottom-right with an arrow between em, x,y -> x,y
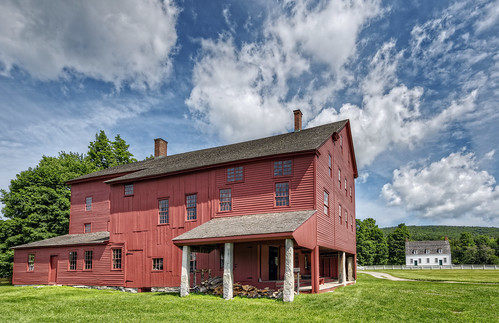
380,226 -> 499,240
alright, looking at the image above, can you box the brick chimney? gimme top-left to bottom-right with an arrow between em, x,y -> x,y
154,138 -> 168,157
293,109 -> 302,132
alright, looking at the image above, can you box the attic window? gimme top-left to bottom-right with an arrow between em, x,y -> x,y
124,184 -> 134,196
274,160 -> 292,176
227,166 -> 243,182
340,135 -> 343,151
412,250 -> 417,254
437,248 -> 442,254
425,249 -> 430,254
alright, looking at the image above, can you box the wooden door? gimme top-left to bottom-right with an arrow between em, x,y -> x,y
49,256 -> 58,284
125,250 -> 144,287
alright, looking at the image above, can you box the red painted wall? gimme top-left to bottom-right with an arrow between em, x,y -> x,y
315,125 -> 356,254
12,244 -> 124,286
69,181 -> 111,234
107,155 -> 315,287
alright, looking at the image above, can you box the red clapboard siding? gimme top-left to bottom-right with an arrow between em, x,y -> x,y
12,244 -> 124,286
70,181 -> 111,234
315,126 -> 356,254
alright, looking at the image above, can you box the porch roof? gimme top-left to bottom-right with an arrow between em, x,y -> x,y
12,231 -> 110,249
173,210 -> 316,245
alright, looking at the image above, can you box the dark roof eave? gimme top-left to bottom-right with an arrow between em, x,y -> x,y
173,232 -> 293,246
11,240 -> 109,250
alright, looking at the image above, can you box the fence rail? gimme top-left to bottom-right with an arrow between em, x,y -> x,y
358,264 -> 499,270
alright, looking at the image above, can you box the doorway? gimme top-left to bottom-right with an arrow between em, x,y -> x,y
268,246 -> 279,281
49,255 -> 58,284
439,260 -> 443,265
414,260 -> 418,266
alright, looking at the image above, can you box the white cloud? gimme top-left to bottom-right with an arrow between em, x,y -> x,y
308,42 -> 478,168
186,0 -> 382,142
381,149 -> 499,225
475,0 -> 499,33
0,0 -> 179,90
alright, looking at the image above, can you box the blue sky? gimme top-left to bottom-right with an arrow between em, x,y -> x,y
0,0 -> 498,227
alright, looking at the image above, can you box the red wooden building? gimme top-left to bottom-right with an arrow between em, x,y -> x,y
12,111 -> 358,301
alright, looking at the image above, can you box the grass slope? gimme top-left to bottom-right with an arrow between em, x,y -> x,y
1,274 -> 498,322
380,225 -> 499,240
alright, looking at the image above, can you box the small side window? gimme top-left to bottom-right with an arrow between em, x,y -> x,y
124,184 -> 134,196
27,254 -> 35,271
152,258 -> 164,271
85,197 -> 92,211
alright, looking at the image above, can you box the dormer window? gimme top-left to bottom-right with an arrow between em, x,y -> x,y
425,249 -> 430,254
412,250 -> 417,254
227,166 -> 243,182
437,248 -> 442,254
124,184 -> 134,196
274,160 -> 292,176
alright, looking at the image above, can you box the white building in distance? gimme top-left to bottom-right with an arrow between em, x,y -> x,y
405,239 -> 451,266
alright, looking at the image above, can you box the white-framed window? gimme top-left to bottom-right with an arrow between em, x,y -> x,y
85,250 -> 93,270
112,249 -> 122,269
85,197 -> 92,211
425,249 -> 430,254
412,250 -> 417,254
338,169 -> 341,188
124,184 -> 134,196
186,194 -> 197,220
69,251 -> 77,271
152,258 -> 163,271
435,258 -> 438,263
418,258 -> 422,263
410,258 -> 413,264
324,190 -> 329,215
159,199 -> 169,224
274,160 -> 292,176
84,223 -> 91,233
437,248 -> 442,254
27,254 -> 35,271
344,178 -> 347,191
426,258 -> 430,263
444,258 -> 447,263
220,189 -> 232,211
328,154 -> 332,177
275,182 -> 290,206
227,166 -> 243,182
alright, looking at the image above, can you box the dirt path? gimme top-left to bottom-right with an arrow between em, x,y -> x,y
360,271 -> 415,281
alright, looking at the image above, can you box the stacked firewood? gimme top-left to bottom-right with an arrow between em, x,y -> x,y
192,276 -> 284,299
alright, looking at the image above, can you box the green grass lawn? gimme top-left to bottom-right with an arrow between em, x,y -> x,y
366,269 -> 499,283
1,274 -> 498,322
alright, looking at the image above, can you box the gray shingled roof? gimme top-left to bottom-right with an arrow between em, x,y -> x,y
405,240 -> 451,255
69,120 -> 348,184
173,210 -> 316,242
12,231 -> 110,249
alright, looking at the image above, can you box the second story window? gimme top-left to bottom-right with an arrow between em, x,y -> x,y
324,191 -> 329,215
275,182 -> 289,206
85,197 -> 92,211
338,169 -> 341,188
328,154 -> 332,176
69,251 -> 77,270
350,186 -> 352,202
274,160 -> 292,176
159,199 -> 169,224
84,223 -> 91,233
344,178 -> 347,191
339,204 -> 342,224
27,254 -> 35,271
112,249 -> 122,269
345,210 -> 348,227
186,194 -> 197,220
351,215 -> 353,231
124,184 -> 134,196
227,166 -> 243,182
220,189 -> 232,211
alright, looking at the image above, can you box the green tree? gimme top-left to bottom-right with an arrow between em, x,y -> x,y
87,131 -> 136,169
387,223 -> 410,265
356,218 -> 389,265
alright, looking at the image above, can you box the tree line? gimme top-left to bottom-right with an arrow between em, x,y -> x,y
0,131 -> 136,277
356,218 -> 499,266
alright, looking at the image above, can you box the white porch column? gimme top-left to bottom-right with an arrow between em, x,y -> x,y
341,252 -> 346,285
180,245 -> 191,297
223,242 -> 234,300
283,239 -> 295,302
347,256 -> 354,281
